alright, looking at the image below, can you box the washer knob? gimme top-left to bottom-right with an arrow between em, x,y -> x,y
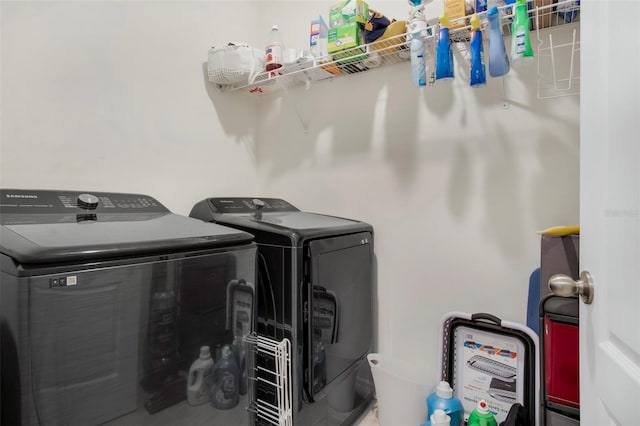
252,199 -> 265,220
77,193 -> 99,210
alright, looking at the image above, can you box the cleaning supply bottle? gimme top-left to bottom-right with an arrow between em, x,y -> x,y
232,338 -> 248,395
467,400 -> 498,426
408,1 -> 428,87
210,344 -> 240,410
147,281 -> 178,388
510,0 -> 533,67
426,381 -> 464,426
265,24 -> 284,72
431,409 -> 452,426
187,346 -> 214,406
468,13 -> 486,87
435,14 -> 454,80
487,6 -> 510,77
312,340 -> 327,394
486,0 -> 505,13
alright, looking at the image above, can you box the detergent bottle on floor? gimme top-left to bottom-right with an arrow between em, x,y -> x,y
426,381 -> 464,426
431,409 -> 452,426
186,346 -> 214,406
210,344 -> 239,410
467,400 -> 498,426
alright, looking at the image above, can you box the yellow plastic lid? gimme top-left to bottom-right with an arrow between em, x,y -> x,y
536,225 -> 580,236
439,13 -> 450,28
470,13 -> 481,30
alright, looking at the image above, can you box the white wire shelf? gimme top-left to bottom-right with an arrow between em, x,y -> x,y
218,32 -> 413,94
212,0 -> 580,98
245,333 -> 293,426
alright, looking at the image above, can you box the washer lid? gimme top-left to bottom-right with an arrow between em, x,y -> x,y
229,211 -> 364,230
1,189 -> 254,264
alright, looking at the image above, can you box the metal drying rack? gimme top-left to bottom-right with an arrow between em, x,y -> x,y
245,333 -> 293,426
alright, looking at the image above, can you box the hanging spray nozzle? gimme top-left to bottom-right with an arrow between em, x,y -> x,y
407,0 -> 428,38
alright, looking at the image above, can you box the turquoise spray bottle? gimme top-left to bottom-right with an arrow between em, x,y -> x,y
435,13 -> 454,80
468,13 -> 486,87
487,6 -> 510,77
510,0 -> 533,67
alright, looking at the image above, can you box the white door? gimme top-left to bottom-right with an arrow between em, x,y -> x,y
580,0 -> 640,424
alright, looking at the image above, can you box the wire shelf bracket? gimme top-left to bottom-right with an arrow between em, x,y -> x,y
534,2 -> 581,99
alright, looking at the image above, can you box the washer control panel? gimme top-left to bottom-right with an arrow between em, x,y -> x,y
0,189 -> 167,215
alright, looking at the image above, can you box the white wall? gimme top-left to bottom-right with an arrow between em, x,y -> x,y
1,1 -> 579,376
252,1 -> 580,370
0,0 -> 262,214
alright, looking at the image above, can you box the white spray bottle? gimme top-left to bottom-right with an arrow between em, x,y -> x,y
407,0 -> 434,87
408,0 -> 427,87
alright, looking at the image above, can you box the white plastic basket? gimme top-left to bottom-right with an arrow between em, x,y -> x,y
207,43 -> 262,85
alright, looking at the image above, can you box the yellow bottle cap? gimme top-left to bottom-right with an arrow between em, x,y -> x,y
439,13 -> 450,28
470,13 -> 481,30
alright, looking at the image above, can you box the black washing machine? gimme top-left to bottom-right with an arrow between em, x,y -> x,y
190,197 -> 374,426
1,189 -> 257,426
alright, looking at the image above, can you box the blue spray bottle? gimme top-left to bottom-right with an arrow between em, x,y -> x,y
487,6 -> 510,77
408,0 -> 428,87
435,13 -> 454,80
468,13 -> 486,87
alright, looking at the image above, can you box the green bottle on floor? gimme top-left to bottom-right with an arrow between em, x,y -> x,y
467,400 -> 498,426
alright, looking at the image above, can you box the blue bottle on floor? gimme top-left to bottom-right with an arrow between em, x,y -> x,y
426,381 -> 464,426
210,345 -> 239,410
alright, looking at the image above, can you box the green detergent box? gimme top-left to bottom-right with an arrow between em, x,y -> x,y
327,22 -> 361,53
327,22 -> 368,65
329,0 -> 369,28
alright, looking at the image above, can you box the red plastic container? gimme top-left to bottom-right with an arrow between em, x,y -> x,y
543,311 -> 580,408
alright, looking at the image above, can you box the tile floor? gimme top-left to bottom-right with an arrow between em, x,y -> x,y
355,404 -> 379,426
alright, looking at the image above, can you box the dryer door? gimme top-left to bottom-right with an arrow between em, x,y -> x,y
304,232 -> 373,401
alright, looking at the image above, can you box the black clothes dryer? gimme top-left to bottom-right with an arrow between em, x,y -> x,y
190,197 -> 374,426
0,189 -> 257,426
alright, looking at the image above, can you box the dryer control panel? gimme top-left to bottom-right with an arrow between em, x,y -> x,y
208,197 -> 299,214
